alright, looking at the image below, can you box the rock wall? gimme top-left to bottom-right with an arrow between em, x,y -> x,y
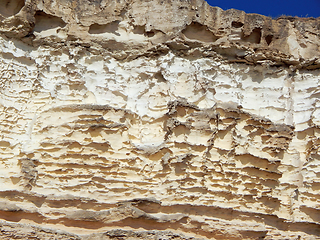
0,0 -> 320,239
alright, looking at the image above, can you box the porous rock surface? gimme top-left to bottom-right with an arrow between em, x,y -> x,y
0,0 -> 320,239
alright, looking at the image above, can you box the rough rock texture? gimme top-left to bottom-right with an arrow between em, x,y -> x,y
0,0 -> 320,239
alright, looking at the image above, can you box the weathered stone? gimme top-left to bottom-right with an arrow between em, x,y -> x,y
0,0 -> 319,239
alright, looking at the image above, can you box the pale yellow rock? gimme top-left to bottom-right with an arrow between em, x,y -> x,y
0,0 -> 319,239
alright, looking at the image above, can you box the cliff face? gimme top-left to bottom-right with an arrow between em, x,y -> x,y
0,0 -> 320,239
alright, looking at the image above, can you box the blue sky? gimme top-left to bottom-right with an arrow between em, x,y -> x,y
206,0 -> 320,18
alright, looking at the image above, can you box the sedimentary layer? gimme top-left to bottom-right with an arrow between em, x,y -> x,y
0,0 -> 320,239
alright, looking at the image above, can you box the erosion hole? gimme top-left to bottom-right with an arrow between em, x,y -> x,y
265,35 -> 273,45
0,0 -> 25,17
242,28 -> 261,44
231,21 -> 244,28
89,21 -> 120,35
132,25 -> 145,35
154,72 -> 166,82
182,22 -> 218,42
34,11 -> 66,32
145,31 -> 155,37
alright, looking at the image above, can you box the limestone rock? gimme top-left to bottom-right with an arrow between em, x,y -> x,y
0,0 -> 319,239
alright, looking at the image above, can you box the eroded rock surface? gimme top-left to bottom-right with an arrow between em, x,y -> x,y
0,0 -> 320,239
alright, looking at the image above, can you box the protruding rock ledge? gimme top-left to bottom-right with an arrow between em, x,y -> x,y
0,0 -> 319,68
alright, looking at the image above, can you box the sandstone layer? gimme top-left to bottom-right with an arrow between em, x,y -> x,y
0,0 -> 320,239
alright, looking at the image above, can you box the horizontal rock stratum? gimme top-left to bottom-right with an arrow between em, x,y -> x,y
0,0 -> 320,239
